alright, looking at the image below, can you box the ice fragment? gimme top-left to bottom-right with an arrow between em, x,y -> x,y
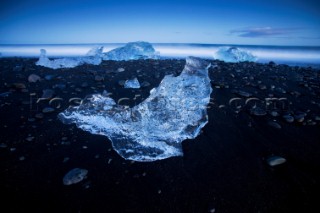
59,56 -> 212,162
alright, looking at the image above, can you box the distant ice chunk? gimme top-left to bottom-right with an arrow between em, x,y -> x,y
86,46 -> 104,57
82,46 -> 104,65
36,47 -> 103,69
215,47 -> 257,62
124,78 -> 140,89
103,41 -> 159,61
36,49 -> 81,69
58,56 -> 212,162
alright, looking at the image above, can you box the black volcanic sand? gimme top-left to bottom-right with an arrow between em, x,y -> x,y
0,57 -> 320,213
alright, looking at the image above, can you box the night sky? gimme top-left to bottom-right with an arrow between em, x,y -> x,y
0,0 -> 319,45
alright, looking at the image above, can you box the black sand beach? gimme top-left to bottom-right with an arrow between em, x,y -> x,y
1,57 -> 320,212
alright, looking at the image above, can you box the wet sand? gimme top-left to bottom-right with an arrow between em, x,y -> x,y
0,57 -> 320,212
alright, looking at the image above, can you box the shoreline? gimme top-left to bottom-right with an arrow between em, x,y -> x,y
2,56 -> 320,69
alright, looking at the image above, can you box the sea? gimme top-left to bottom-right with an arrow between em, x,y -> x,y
0,43 -> 320,68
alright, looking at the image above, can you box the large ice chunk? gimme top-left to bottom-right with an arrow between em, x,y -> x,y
58,56 -> 212,162
103,41 -> 159,61
215,46 -> 257,62
36,47 -> 103,69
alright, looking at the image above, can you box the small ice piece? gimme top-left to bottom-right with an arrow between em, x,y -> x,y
63,168 -> 88,185
59,56 -> 212,162
103,41 -> 160,61
215,47 -> 257,62
266,156 -> 286,167
36,47 -> 103,69
124,78 -> 140,89
36,49 -> 80,69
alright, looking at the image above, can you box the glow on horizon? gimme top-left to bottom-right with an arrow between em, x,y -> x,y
1,44 -> 320,65
0,0 -> 320,46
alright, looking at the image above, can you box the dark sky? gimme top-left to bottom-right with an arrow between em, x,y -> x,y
1,0 -> 319,45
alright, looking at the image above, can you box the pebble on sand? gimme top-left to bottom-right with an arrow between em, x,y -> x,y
266,156 -> 287,167
141,81 -> 151,88
35,113 -> 44,119
118,80 -> 126,86
63,168 -> 88,185
268,121 -> 282,129
117,67 -> 125,72
25,136 -> 35,142
42,107 -> 55,113
270,111 -> 280,117
13,83 -> 26,89
28,74 -> 41,83
294,113 -> 306,123
283,115 -> 294,123
41,89 -> 55,99
94,75 -> 104,81
236,90 -> 252,98
0,143 -> 8,148
250,107 -> 267,116
44,75 -> 56,81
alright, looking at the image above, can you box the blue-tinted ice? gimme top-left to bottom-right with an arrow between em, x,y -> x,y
215,46 -> 257,62
58,56 -> 212,162
124,78 -> 141,89
103,41 -> 159,61
36,47 -> 103,69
